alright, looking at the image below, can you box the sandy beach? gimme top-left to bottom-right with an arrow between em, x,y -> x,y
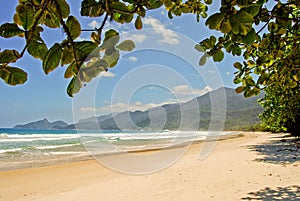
0,132 -> 299,201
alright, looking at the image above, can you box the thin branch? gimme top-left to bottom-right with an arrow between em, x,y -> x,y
97,12 -> 108,41
257,19 -> 270,35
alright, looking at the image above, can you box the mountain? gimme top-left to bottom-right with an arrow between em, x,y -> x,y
13,88 -> 264,131
13,118 -> 68,130
68,87 -> 264,131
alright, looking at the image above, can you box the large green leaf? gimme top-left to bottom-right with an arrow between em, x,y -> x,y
116,40 -> 135,51
61,47 -> 74,66
66,16 -> 81,39
242,28 -> 256,44
15,3 -> 34,30
27,40 -> 48,60
230,11 -> 253,35
205,13 -> 224,30
0,23 -> 24,38
0,66 -> 27,85
43,43 -> 63,74
0,50 -> 20,63
55,0 -> 70,19
74,41 -> 98,61
67,77 -> 81,97
41,11 -> 60,28
64,61 -> 78,78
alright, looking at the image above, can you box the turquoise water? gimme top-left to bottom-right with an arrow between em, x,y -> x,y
0,128 -> 234,170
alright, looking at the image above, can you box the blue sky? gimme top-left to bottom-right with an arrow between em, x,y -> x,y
0,1 -> 241,127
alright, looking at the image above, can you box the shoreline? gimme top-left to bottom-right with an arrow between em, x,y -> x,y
0,132 -> 299,200
0,131 -> 244,172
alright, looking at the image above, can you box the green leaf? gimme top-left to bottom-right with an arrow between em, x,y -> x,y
61,47 -> 74,66
104,49 -> 120,67
15,3 -> 34,30
81,0 -> 105,17
111,2 -> 129,12
67,77 -> 82,97
230,11 -> 253,35
0,66 -> 27,85
210,36 -> 217,46
41,11 -> 60,28
0,23 -> 24,38
135,16 -> 143,30
220,19 -> 232,33
80,60 -> 108,82
242,28 -> 256,44
194,44 -> 204,52
0,50 -> 20,63
116,40 -> 135,51
55,0 -> 70,19
205,13 -> 224,30
101,29 -> 120,49
91,32 -> 100,45
199,54 -> 208,66
43,43 -> 63,74
27,40 -> 48,60
74,41 -> 97,61
235,86 -> 244,93
233,62 -> 243,70
64,61 -> 78,78
212,50 -> 224,62
66,16 -> 81,40
232,45 -> 242,56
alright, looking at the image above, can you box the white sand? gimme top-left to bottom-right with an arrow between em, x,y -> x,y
0,132 -> 299,201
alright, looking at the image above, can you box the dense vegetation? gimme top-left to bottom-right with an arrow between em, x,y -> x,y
0,0 -> 299,136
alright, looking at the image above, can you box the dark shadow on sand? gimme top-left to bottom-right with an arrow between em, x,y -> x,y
242,185 -> 300,200
247,135 -> 300,164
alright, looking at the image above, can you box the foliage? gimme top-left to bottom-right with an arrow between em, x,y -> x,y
0,0 -> 300,135
0,0 -> 209,96
259,85 -> 300,136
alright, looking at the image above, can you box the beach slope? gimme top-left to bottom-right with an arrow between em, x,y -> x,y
0,132 -> 299,201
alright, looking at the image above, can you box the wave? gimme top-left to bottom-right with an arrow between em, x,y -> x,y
0,148 -> 22,154
35,143 -> 81,150
0,134 -> 80,142
0,133 -> 8,138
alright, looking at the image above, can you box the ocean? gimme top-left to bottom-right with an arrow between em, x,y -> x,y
0,128 -> 239,171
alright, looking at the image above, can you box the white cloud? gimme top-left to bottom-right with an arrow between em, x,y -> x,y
144,17 -> 180,45
80,85 -> 213,115
226,72 -> 230,76
100,71 -> 115,77
122,32 -> 147,43
80,101 -> 177,114
88,20 -> 100,28
128,56 -> 138,62
172,85 -> 212,97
